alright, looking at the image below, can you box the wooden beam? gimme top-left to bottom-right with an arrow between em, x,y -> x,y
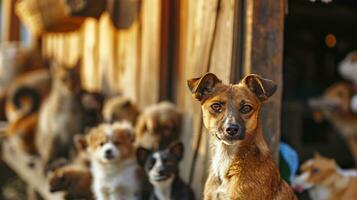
241,0 -> 285,160
138,0 -> 161,108
2,143 -> 64,200
2,0 -> 20,42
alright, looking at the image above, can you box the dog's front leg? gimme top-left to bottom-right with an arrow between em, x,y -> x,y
203,173 -> 221,200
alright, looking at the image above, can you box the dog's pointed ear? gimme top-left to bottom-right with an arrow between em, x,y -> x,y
242,74 -> 277,101
74,134 -> 87,151
136,147 -> 152,167
187,73 -> 222,101
169,142 -> 184,161
314,152 -> 322,159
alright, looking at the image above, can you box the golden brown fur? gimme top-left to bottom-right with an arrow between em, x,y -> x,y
135,101 -> 181,150
293,154 -> 357,200
3,69 -> 51,155
309,82 -> 357,165
188,73 -> 295,200
48,164 -> 93,200
102,96 -> 140,125
48,135 -> 93,199
5,69 -> 51,122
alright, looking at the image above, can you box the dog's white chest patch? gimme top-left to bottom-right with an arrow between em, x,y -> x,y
211,143 -> 230,180
309,186 -> 331,200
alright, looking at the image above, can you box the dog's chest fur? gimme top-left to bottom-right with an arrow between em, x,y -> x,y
211,142 -> 232,180
92,159 -> 140,199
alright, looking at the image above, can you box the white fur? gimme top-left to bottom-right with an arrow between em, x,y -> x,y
351,95 -> 357,113
90,123 -> 140,200
211,142 -> 231,180
309,186 -> 331,200
91,158 -> 140,200
339,52 -> 357,84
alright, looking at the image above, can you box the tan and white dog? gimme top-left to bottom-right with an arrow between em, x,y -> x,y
293,154 -> 357,200
85,122 -> 142,200
188,73 -> 295,200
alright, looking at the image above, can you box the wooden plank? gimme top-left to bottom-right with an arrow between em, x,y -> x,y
82,18 -> 100,91
98,13 -> 116,94
2,143 -> 64,200
241,0 -> 285,159
116,21 -> 141,101
175,1 -> 221,198
1,0 -> 20,42
189,0 -> 236,197
138,0 -> 161,109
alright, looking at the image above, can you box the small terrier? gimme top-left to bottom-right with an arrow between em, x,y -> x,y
137,142 -> 195,200
135,101 -> 181,150
293,154 -> 357,200
102,96 -> 140,125
85,122 -> 142,200
188,73 -> 295,200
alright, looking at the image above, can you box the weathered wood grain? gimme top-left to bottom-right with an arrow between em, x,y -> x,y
138,0 -> 161,109
242,0 -> 285,160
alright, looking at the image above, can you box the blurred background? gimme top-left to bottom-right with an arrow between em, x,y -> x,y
0,0 -> 356,199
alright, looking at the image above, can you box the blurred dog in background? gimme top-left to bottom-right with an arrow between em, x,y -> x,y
36,62 -> 83,170
309,82 -> 357,165
102,96 -> 140,125
293,154 -> 357,200
135,101 -> 181,150
3,69 -> 51,156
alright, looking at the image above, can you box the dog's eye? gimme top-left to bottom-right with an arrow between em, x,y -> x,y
240,105 -> 253,114
148,158 -> 156,169
99,142 -> 105,146
312,168 -> 320,174
211,103 -> 222,112
113,141 -> 121,145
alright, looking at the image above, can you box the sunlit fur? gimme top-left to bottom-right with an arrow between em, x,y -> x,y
188,73 -> 295,200
293,154 -> 357,200
86,122 -> 142,200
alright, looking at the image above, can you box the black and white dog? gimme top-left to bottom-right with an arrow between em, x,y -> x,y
137,142 -> 195,200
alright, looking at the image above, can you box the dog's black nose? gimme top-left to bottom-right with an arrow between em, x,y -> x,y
158,167 -> 167,176
225,124 -> 239,136
105,149 -> 113,157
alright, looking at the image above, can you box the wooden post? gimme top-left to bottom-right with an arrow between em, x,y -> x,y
2,0 -> 20,42
239,0 -> 285,160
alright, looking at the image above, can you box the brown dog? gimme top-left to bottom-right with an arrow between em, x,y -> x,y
48,135 -> 93,200
309,82 -> 357,165
36,63 -> 83,170
102,96 -> 140,125
188,73 -> 295,200
293,154 -> 357,200
3,69 -> 51,155
135,101 -> 181,150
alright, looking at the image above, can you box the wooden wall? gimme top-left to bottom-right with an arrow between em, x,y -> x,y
41,0 -> 284,198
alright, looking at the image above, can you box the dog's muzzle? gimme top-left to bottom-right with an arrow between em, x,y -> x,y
224,123 -> 245,140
